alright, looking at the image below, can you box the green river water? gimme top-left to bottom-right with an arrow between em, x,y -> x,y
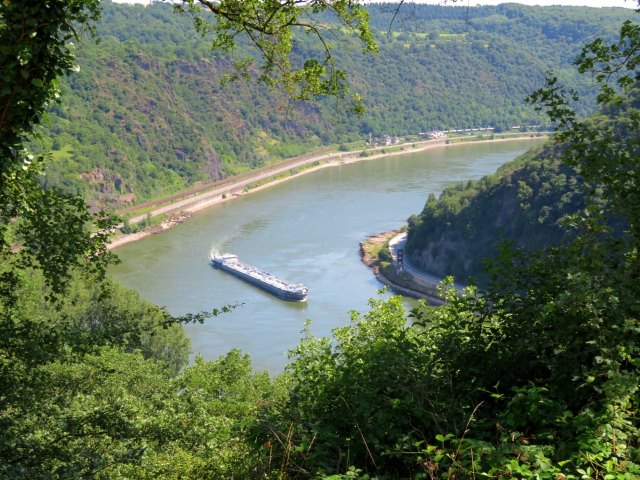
110,139 -> 544,372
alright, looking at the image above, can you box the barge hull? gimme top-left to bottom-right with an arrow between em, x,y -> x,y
211,253 -> 308,302
215,262 -> 307,301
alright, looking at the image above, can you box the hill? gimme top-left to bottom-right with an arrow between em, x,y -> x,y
405,87 -> 638,287
35,1 -> 635,209
405,144 -> 587,284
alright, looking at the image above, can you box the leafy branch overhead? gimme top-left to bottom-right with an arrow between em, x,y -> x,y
0,0 -> 376,296
173,0 -> 377,112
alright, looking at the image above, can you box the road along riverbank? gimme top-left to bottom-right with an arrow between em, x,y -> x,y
359,230 -> 449,306
109,133 -> 548,250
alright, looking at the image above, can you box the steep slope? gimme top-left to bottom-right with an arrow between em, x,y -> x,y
36,1 -> 635,208
405,83 -> 640,286
405,145 -> 588,284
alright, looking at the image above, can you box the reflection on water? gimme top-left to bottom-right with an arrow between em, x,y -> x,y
111,139 -> 544,373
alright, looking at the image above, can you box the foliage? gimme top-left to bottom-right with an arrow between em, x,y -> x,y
264,250 -> 639,478
0,0 -> 117,297
260,196 -> 639,478
530,19 -> 640,249
2,1 -> 640,479
1,345 -> 282,479
278,297 -> 431,476
0,0 -> 100,155
34,2 -> 635,209
0,268 -> 188,476
174,0 -> 375,112
405,143 -> 593,285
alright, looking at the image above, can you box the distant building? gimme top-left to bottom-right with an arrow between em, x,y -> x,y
365,134 -> 401,146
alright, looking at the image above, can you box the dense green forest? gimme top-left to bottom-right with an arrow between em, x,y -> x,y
2,1 -> 639,478
35,1 -> 634,209
404,144 -> 589,284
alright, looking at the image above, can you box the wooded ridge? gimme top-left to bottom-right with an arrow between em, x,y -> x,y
2,1 -> 639,478
35,1 -> 634,209
405,143 -> 588,285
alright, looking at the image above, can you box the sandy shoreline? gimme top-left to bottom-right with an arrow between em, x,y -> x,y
108,134 -> 548,250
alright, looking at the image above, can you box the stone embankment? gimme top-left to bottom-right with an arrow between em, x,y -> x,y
359,231 -> 448,306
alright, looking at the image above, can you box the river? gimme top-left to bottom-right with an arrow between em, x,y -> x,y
110,139 -> 544,372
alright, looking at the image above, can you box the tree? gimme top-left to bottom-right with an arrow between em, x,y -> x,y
0,0 -> 116,298
0,2 -> 375,477
173,0 -> 376,112
529,6 -> 640,249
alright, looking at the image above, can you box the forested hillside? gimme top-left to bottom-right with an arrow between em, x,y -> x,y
3,1 -> 640,478
405,144 -> 588,284
404,84 -> 638,285
36,1 -> 634,208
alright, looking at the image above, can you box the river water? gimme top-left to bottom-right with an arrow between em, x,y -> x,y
110,139 -> 543,372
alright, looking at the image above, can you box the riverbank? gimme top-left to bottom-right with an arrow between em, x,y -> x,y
109,134 -> 548,250
359,230 -> 448,305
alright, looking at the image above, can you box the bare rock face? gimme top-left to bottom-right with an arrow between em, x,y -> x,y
201,142 -> 223,181
79,168 -> 134,209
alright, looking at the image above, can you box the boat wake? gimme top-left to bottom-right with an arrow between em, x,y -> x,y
209,244 -> 221,259
210,219 -> 268,257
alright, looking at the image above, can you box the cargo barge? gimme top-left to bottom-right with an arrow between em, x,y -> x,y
211,253 -> 308,302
